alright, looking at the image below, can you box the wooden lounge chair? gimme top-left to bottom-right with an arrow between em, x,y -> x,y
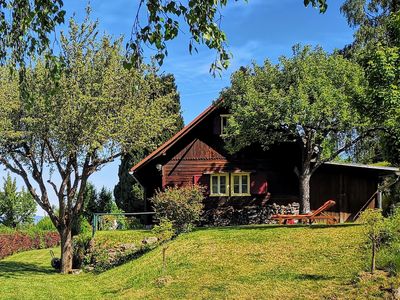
271,200 -> 338,224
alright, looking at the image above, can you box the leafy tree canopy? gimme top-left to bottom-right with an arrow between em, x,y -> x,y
353,12 -> 400,165
0,13 -> 179,273
0,173 -> 36,227
0,0 -> 329,71
341,0 -> 400,48
221,45 -> 367,212
114,73 -> 184,213
128,0 -> 328,74
0,0 -> 65,65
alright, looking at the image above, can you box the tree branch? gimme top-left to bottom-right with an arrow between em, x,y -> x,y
313,128 -> 380,172
45,139 -> 65,177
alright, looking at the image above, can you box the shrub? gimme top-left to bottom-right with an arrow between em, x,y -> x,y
359,209 -> 387,274
72,215 -> 93,268
72,215 -> 92,236
36,216 -> 56,231
378,207 -> 400,275
72,231 -> 92,269
378,242 -> 400,275
0,231 -> 60,259
151,185 -> 204,233
0,224 -> 14,234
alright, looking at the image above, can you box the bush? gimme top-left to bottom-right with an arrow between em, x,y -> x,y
0,224 -> 14,234
72,215 -> 92,236
72,231 -> 92,269
36,216 -> 56,231
378,242 -> 400,275
359,209 -> 387,274
72,215 -> 93,268
0,231 -> 60,259
151,185 -> 204,233
378,207 -> 400,274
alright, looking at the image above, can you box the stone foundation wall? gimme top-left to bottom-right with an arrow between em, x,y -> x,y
201,202 -> 300,226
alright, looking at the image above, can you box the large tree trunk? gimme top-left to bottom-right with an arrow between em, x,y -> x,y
60,225 -> 73,274
299,173 -> 311,214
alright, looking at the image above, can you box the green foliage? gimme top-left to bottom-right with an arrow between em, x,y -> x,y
72,231 -> 92,269
222,45 -> 366,155
359,209 -> 388,273
360,35 -> 400,165
82,183 -> 116,224
0,0 -> 329,73
222,45 -> 367,212
151,185 -> 204,233
0,11 -> 179,272
72,215 -> 93,268
341,0 -> 400,48
341,1 -> 400,165
0,224 -> 15,234
82,183 -> 97,223
152,219 -> 174,243
152,218 -> 174,276
35,216 -> 56,231
304,0 -> 328,12
375,207 -> 400,274
97,203 -> 131,231
114,74 -> 184,214
72,214 -> 92,236
360,209 -> 387,244
0,0 -> 65,65
97,188 -> 114,214
130,0 -> 328,74
0,173 -> 36,228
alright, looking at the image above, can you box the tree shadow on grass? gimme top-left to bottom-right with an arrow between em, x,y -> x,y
0,261 -> 56,278
262,271 -> 338,281
294,273 -> 337,280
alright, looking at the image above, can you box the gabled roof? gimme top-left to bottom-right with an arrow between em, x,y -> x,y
129,99 -> 222,173
324,161 -> 399,176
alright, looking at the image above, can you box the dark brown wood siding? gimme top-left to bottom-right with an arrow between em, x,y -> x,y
311,165 -> 378,222
135,105 -> 386,222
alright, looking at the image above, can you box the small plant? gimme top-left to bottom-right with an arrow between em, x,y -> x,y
151,185 -> 204,233
359,209 -> 387,274
152,219 -> 174,276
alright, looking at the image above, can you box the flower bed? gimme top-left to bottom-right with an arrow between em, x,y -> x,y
0,231 -> 60,259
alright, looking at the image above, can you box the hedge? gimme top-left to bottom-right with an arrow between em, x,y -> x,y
0,231 -> 60,259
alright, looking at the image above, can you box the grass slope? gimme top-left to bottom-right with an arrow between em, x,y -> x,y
0,225 -> 369,299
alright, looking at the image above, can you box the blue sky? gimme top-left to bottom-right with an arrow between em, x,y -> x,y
0,0 -> 355,215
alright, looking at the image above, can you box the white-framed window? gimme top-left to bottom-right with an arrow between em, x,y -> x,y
210,173 -> 229,196
220,114 -> 231,135
231,173 -> 250,196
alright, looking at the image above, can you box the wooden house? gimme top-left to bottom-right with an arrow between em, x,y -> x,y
130,101 -> 399,223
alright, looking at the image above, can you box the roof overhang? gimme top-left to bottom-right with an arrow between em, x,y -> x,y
324,161 -> 400,176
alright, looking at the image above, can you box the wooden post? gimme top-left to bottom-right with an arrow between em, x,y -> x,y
376,191 -> 382,209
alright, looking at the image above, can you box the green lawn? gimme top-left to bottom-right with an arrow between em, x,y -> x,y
94,229 -> 153,247
0,224 -> 386,299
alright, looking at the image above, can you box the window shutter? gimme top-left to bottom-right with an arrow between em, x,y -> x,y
193,175 -> 201,185
193,174 -> 210,194
250,172 -> 268,195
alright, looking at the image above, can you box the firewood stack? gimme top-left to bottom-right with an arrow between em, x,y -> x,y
201,202 -> 300,226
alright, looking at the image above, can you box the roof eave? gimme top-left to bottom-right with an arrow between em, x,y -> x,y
130,98 -> 223,173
